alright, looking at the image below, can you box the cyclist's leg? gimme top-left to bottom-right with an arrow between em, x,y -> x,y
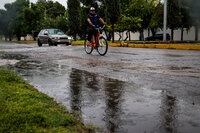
94,30 -> 98,45
88,28 -> 93,42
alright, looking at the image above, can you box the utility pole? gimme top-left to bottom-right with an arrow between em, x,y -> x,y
163,0 -> 167,41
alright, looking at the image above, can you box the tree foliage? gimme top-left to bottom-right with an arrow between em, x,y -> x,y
104,0 -> 121,42
67,0 -> 81,40
0,0 -> 199,41
0,0 -> 66,41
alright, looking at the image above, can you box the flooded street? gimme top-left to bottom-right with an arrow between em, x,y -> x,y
1,42 -> 200,133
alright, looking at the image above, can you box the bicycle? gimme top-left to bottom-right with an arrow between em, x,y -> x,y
84,25 -> 108,56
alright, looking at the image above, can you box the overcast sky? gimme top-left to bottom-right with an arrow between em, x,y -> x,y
0,0 -> 67,10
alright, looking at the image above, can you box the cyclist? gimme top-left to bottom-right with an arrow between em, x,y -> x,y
86,7 -> 106,43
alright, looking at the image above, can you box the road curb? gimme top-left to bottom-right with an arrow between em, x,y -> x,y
71,42 -> 200,50
71,42 -> 84,45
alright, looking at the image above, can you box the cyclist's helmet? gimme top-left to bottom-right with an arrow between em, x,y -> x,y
90,7 -> 95,11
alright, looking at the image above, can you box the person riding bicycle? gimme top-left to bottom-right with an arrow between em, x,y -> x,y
86,7 -> 106,43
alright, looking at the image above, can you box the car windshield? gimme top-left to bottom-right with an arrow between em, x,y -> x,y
48,29 -> 65,35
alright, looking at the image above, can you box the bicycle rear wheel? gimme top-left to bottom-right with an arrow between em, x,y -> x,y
97,37 -> 108,56
84,40 -> 93,54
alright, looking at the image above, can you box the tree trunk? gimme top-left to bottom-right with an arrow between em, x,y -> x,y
181,28 -> 184,41
9,37 -> 12,41
106,31 -> 112,41
171,28 -> 174,41
17,36 -> 21,41
148,28 -> 150,37
124,31 -> 129,41
151,28 -> 156,37
118,32 -> 122,41
74,34 -> 77,41
195,26 -> 199,41
112,23 -> 114,43
129,31 -> 131,41
139,29 -> 144,41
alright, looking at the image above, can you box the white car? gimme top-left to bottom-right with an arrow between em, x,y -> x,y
37,29 -> 72,47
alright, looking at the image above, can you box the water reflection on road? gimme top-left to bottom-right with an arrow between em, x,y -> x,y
1,53 -> 200,133
69,68 -> 125,132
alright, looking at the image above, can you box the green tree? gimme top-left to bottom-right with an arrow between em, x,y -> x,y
111,15 -> 142,41
149,2 -> 164,37
67,0 -> 81,40
182,0 -> 200,40
104,0 -> 121,42
167,0 -> 182,40
2,0 -> 30,41
37,1 -> 65,19
1,4 -> 14,40
23,1 -> 66,39
0,9 -> 6,37
128,0 -> 155,40
120,0 -> 131,14
55,12 -> 69,33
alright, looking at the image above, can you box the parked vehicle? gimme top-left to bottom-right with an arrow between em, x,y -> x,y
145,33 -> 170,41
37,29 -> 72,47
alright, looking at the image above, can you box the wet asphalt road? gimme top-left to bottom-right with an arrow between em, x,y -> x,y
0,42 -> 200,133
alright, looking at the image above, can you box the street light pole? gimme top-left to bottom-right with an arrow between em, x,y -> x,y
163,0 -> 167,41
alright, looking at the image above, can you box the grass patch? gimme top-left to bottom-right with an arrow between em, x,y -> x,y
0,67 -> 89,133
72,40 -> 85,43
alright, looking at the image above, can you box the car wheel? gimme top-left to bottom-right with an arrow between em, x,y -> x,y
38,39 -> 42,47
48,39 -> 53,46
66,42 -> 71,46
54,43 -> 57,46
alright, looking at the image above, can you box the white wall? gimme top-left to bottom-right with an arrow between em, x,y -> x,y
114,26 -> 200,41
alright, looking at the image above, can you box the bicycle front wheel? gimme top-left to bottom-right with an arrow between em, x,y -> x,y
84,40 -> 93,54
97,37 -> 108,56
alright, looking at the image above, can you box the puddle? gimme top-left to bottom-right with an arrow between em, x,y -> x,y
164,54 -> 185,57
111,51 -> 138,56
0,53 -> 28,60
168,66 -> 192,70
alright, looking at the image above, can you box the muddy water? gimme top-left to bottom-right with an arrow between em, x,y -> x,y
1,49 -> 200,133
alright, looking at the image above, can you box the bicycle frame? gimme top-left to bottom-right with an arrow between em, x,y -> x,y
90,32 -> 100,48
90,26 -> 105,48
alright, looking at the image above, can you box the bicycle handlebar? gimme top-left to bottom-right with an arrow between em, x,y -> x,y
95,25 -> 106,31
